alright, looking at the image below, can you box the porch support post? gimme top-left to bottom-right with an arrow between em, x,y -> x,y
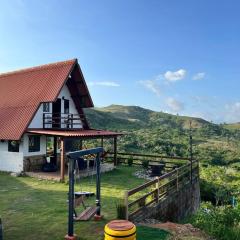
53,136 -> 58,164
113,136 -> 117,166
79,139 -> 83,150
60,137 -> 65,182
101,137 -> 103,148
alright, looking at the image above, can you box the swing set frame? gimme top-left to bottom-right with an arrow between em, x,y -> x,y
65,147 -> 103,239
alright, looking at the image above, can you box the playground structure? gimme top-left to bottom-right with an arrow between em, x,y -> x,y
65,147 -> 104,240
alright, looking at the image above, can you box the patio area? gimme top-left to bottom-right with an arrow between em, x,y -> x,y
25,162 -> 115,181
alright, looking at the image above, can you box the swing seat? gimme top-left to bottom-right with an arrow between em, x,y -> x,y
74,191 -> 95,198
74,206 -> 99,221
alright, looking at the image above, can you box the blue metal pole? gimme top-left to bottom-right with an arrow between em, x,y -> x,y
96,152 -> 101,216
68,158 -> 75,237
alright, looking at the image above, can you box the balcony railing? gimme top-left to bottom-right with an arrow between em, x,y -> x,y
43,113 -> 85,129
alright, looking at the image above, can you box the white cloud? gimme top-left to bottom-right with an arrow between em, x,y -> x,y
164,69 -> 186,82
223,102 -> 240,123
166,97 -> 184,112
139,80 -> 161,96
192,72 -> 205,80
88,81 -> 120,87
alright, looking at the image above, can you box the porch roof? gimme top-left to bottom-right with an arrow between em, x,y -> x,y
27,128 -> 122,138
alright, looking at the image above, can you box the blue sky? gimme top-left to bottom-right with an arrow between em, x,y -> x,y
1,0 -> 240,123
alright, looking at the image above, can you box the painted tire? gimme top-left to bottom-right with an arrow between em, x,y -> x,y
104,220 -> 136,240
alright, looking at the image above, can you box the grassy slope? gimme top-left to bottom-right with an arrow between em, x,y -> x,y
0,167 -> 169,240
85,104 -> 209,130
224,122 -> 240,130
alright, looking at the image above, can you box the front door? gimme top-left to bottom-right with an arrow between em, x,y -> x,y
52,98 -> 61,128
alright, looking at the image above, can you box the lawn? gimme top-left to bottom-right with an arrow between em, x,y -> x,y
0,166 -> 170,240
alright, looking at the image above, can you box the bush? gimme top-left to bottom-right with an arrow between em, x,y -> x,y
116,201 -> 127,219
190,202 -> 240,240
142,160 -> 149,169
128,156 -> 133,166
138,198 -> 146,207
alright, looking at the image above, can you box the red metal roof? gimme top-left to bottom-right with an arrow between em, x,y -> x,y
0,59 -> 93,140
27,129 -> 122,138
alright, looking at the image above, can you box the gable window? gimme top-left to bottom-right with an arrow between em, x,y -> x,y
8,140 -> 19,152
29,135 -> 40,152
64,99 -> 70,114
43,102 -> 50,112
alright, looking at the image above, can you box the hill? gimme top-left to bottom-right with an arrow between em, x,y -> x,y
85,104 -> 209,130
85,104 -> 240,165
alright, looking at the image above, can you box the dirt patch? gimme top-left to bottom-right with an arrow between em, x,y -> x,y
141,222 -> 212,240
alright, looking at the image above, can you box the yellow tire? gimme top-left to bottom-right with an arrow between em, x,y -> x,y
104,220 -> 136,240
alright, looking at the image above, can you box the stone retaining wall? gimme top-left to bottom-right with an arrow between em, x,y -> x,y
130,178 -> 200,222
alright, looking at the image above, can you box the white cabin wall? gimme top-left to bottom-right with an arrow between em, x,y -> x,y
28,83 -> 83,129
22,134 -> 47,157
0,141 -> 24,172
58,84 -> 82,128
28,104 -> 52,128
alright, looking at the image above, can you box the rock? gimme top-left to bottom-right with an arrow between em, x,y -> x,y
10,171 -> 26,177
133,170 -> 156,180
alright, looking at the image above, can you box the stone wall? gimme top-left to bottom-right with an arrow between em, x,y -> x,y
130,177 -> 200,222
23,154 -> 68,172
23,155 -> 46,171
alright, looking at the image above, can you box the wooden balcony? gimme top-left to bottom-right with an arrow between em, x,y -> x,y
43,113 -> 85,129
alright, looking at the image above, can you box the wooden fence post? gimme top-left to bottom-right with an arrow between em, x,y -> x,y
176,169 -> 179,191
156,177 -> 160,203
113,137 -> 117,166
124,191 -> 129,220
60,138 -> 65,182
0,218 -> 2,240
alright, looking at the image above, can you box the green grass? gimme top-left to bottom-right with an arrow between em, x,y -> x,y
137,226 -> 170,240
0,166 -> 170,240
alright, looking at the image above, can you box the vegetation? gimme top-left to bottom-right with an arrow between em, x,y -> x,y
141,159 -> 149,169
85,105 -> 240,239
115,200 -> 126,219
1,104 -> 240,239
137,226 -> 170,240
189,203 -> 240,240
127,156 -> 133,166
85,105 -> 240,163
0,166 -> 169,240
85,105 -> 240,200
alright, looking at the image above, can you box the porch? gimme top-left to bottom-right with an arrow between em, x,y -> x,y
26,128 -> 122,181
25,162 -> 115,181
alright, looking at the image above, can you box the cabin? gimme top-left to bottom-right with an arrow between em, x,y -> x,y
0,59 -> 121,181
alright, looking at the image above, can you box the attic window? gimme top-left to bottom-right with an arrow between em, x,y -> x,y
43,103 -> 50,112
64,99 -> 69,114
29,135 -> 40,152
8,140 -> 19,152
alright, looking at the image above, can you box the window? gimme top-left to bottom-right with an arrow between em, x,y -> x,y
43,102 -> 50,112
29,135 -> 40,152
8,140 -> 19,152
64,99 -> 70,114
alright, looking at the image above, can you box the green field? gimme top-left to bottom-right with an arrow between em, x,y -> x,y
0,166 -> 169,240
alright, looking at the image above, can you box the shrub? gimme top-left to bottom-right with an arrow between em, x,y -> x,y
116,201 -> 127,219
128,156 -> 133,166
190,202 -> 240,240
142,160 -> 149,169
138,198 -> 146,207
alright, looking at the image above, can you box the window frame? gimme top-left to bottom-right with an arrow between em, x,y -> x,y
64,99 -> 70,114
43,102 -> 50,113
28,135 -> 41,152
8,140 -> 20,152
